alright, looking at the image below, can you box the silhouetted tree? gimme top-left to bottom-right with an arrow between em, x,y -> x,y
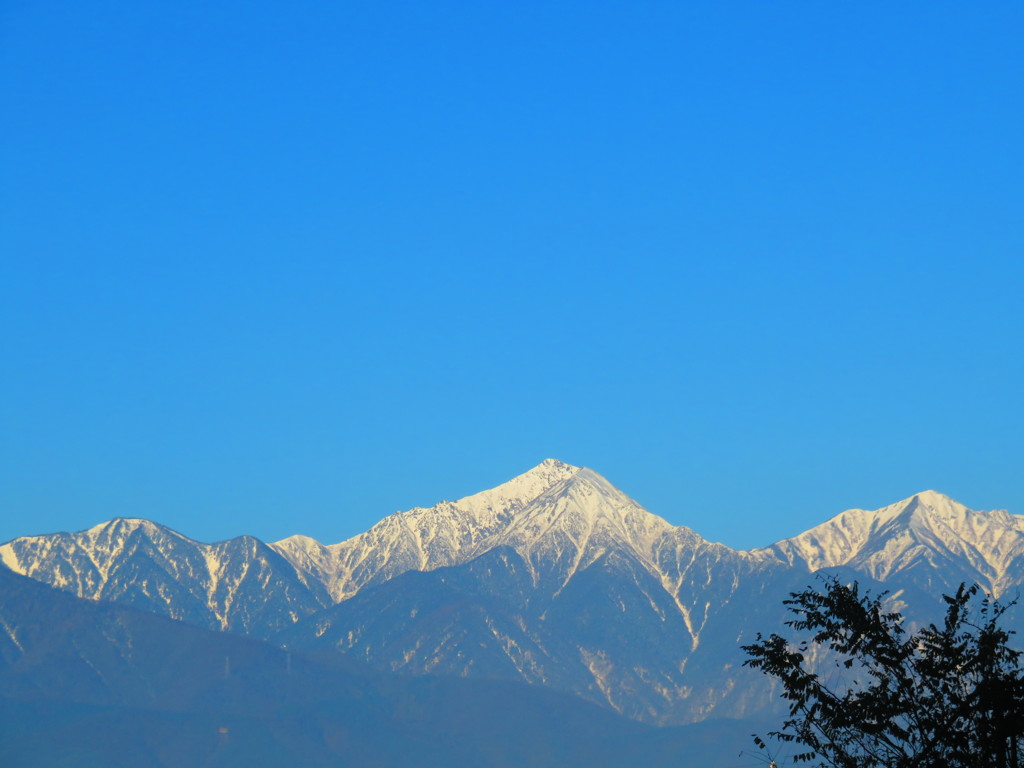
742,577 -> 1024,767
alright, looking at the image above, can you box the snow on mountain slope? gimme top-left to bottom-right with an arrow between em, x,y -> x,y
277,466 -> 787,724
1,518 -> 201,599
270,458 -> 762,649
0,518 -> 328,636
274,476 -> 1024,724
4,464 -> 1019,651
761,490 -> 1024,596
489,468 -> 673,585
270,458 -> 582,601
273,464 -> 779,704
3,463 -> 1021,727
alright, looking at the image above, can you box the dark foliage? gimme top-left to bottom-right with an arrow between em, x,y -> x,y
742,577 -> 1024,768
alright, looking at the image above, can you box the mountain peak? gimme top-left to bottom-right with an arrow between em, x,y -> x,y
86,517 -> 162,535
266,459 -> 584,602
537,457 -> 576,470
911,489 -> 953,503
763,491 -> 1024,594
83,517 -> 198,546
493,464 -> 674,579
876,491 -> 981,529
522,458 -> 582,483
899,489 -> 962,511
450,459 -> 581,513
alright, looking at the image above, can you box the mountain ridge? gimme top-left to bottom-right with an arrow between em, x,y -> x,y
0,563 -> 729,768
270,458 -> 582,602
760,489 -> 1024,596
0,517 -> 330,636
4,464 -> 1018,616
2,461 -> 1020,725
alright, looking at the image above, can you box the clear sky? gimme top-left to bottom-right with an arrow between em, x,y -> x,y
2,1 -> 1022,550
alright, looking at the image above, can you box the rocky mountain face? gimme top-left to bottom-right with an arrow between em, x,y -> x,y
269,458 -> 582,602
2,459 -> 1020,727
760,490 -> 1024,597
0,518 -> 329,638
0,565 -> 724,768
277,465 -> 793,724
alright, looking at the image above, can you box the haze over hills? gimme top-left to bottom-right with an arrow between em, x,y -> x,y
0,565 -> 733,768
2,459 -> 1021,727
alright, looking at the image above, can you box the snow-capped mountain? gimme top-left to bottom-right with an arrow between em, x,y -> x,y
270,464 -> 790,723
0,565 -> 723,768
1,460 -> 1019,725
761,490 -> 1024,597
270,458 -> 581,602
270,460 -> 778,646
0,518 -> 328,637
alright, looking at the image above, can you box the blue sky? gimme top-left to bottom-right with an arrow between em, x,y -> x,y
2,1 -> 1022,549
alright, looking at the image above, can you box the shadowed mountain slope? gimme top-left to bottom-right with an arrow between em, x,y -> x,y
0,565 -> 745,768
2,461 -> 1020,728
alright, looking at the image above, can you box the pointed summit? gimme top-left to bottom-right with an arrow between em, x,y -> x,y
0,518 -> 328,635
536,458 -> 577,472
892,489 -> 962,514
83,517 -> 193,545
860,490 -> 990,534
910,489 -> 956,505
762,492 -> 1024,595
491,465 -> 674,585
449,459 -> 581,517
270,459 -> 582,602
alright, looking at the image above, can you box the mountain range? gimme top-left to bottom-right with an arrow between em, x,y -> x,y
2,459 -> 1021,761
1,561 -> 749,767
